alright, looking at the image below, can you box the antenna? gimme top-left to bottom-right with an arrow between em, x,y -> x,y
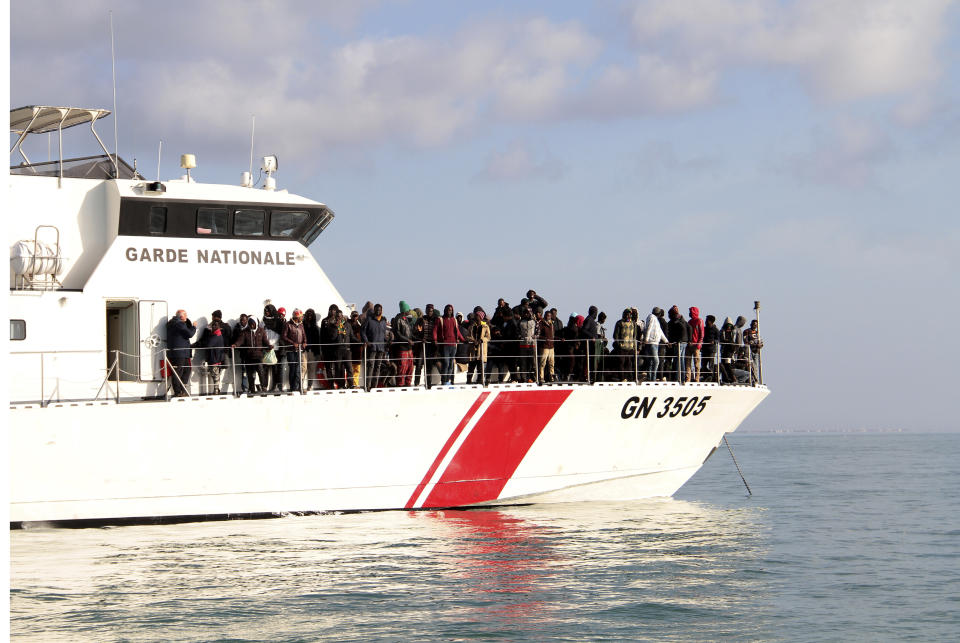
248,115 -> 256,177
156,140 -> 162,182
109,11 -> 119,178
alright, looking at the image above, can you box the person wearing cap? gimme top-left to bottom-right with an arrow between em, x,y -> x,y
282,308 -> 307,392
392,301 -> 415,387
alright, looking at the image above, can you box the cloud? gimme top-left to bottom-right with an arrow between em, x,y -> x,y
785,118 -> 896,187
9,0 -> 957,164
475,140 -> 566,182
625,0 -> 954,102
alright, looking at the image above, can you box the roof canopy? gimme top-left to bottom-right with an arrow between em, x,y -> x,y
10,106 -> 112,134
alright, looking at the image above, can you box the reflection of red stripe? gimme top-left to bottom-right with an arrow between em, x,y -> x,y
404,391 -> 491,509
423,389 -> 572,508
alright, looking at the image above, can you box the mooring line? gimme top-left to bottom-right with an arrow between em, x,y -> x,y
723,435 -> 752,496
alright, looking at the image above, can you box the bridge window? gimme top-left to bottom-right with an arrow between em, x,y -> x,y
234,209 -> 265,236
196,207 -> 228,235
149,206 -> 167,235
10,319 -> 26,341
270,211 -> 308,238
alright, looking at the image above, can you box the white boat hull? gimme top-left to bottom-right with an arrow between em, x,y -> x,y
9,382 -> 768,525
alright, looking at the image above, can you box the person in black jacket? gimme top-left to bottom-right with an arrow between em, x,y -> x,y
198,319 -> 226,395
166,310 -> 196,396
666,305 -> 691,383
580,306 -> 600,382
701,315 -> 720,382
303,308 -> 320,390
232,318 -> 267,393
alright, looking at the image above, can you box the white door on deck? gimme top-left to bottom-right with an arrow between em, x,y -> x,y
139,300 -> 168,380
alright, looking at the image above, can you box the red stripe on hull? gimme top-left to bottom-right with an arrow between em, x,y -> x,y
404,391 -> 491,509
422,389 -> 572,507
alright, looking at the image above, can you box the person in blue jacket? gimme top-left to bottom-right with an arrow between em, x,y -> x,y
167,309 -> 197,396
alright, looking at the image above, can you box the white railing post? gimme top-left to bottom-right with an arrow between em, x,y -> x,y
585,339 -> 590,384
163,348 -> 170,401
534,339 -> 539,385
115,349 -> 120,404
232,346 -> 239,397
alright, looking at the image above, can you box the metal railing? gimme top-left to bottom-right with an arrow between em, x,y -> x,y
9,339 -> 763,406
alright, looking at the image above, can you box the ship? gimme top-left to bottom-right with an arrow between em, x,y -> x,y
8,106 -> 769,527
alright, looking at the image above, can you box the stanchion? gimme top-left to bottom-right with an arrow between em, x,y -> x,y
534,340 -> 539,385
115,349 -> 120,404
231,346 -> 238,397
586,339 -> 591,384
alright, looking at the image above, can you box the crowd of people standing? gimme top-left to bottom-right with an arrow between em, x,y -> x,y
167,290 -> 763,396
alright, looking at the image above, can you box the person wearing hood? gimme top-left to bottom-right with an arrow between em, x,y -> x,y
303,308 -> 320,391
282,308 -> 307,392
261,304 -> 283,391
392,301 -> 415,387
734,315 -> 747,352
231,317 -> 267,393
362,303 -> 388,390
433,304 -> 465,385
199,318 -> 226,395
468,308 -> 491,385
580,306 -> 600,382
687,307 -> 704,383
613,308 -> 637,381
701,315 -> 720,382
666,306 -> 690,383
417,304 -> 438,388
492,307 -> 519,383
517,307 -> 537,382
719,317 -> 739,384
643,308 -> 669,381
744,319 -> 763,383
320,304 -> 342,389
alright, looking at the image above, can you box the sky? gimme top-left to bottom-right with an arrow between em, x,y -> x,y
7,1 -> 960,432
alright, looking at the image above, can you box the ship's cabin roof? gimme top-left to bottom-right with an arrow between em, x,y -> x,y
10,105 -> 112,134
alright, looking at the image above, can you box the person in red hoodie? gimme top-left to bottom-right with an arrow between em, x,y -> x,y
687,306 -> 704,383
433,304 -> 465,385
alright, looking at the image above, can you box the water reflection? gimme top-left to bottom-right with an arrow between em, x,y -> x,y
11,499 -> 771,641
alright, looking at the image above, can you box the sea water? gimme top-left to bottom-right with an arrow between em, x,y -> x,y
9,433 -> 959,641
